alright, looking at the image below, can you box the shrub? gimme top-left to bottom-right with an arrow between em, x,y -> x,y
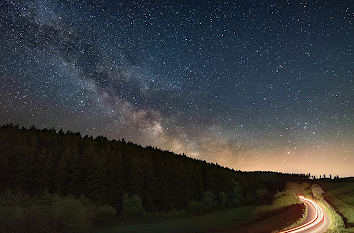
121,193 -> 145,219
217,191 -> 227,207
253,191 -> 299,217
231,183 -> 244,206
201,191 -> 216,211
187,200 -> 204,215
53,197 -> 95,233
95,205 -> 117,225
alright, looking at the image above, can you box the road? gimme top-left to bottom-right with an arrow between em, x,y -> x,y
279,196 -> 330,233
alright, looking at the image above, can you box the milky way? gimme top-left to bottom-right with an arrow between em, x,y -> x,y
1,0 -> 354,176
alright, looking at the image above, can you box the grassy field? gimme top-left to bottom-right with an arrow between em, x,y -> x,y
322,182 -> 354,232
94,206 -> 256,233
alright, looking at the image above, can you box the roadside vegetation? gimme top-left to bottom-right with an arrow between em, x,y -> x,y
253,191 -> 300,217
320,181 -> 354,232
253,182 -> 310,218
252,182 -> 309,232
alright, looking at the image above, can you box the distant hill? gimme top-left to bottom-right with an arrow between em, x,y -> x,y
0,124 -> 309,212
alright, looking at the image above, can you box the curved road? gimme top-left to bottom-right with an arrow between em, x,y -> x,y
279,196 -> 330,233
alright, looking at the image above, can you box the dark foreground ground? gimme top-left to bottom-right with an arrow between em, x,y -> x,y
206,204 -> 304,233
96,204 -> 304,233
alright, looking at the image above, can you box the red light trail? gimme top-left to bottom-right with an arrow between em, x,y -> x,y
279,196 -> 328,233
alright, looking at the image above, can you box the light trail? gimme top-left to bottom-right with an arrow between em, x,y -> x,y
279,196 -> 326,233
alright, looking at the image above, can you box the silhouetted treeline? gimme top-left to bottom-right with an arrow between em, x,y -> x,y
0,124 -> 310,213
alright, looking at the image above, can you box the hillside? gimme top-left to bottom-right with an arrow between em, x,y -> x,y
322,180 -> 354,232
0,124 -> 310,211
0,124 -> 311,233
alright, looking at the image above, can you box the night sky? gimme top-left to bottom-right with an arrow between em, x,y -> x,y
1,0 -> 353,176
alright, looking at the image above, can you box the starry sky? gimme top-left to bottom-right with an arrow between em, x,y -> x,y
1,0 -> 354,177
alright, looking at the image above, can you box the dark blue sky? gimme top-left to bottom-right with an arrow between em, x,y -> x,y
1,0 -> 353,175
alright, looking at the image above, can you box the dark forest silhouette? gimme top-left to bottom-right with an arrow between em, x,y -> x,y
0,124 -> 312,211
0,124 -> 312,232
